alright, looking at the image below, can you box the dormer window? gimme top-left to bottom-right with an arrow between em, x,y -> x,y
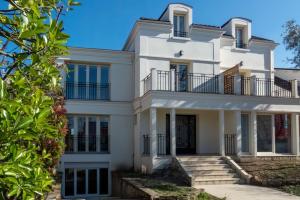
173,14 -> 187,37
235,27 -> 247,49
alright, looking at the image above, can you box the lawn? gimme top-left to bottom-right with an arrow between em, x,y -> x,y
280,185 -> 300,196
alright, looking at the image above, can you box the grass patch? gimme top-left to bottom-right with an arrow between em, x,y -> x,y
197,192 -> 226,200
280,185 -> 300,196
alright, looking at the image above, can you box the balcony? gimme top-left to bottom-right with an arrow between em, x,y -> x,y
64,82 -> 110,100
65,135 -> 109,154
142,70 -> 298,98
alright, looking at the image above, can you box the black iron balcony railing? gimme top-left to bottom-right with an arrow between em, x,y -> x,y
225,134 -> 236,155
65,135 -> 109,153
157,133 -> 170,156
64,82 -> 110,100
236,40 -> 248,49
142,70 -> 297,98
142,135 -> 150,156
174,31 -> 188,38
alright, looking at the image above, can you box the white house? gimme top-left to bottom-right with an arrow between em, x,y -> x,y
57,3 -> 300,199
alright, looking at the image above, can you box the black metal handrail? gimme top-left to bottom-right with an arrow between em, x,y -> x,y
256,78 -> 292,98
64,135 -> 109,153
225,134 -> 236,155
157,71 -> 171,91
174,31 -> 188,38
142,135 -> 150,156
157,134 -> 170,156
187,73 -> 219,94
143,74 -> 152,94
65,82 -> 110,100
241,77 -> 251,96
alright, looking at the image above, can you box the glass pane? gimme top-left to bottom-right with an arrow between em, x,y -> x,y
179,16 -> 185,33
257,115 -> 272,152
275,114 -> 291,153
77,117 -> 86,152
100,67 -> 109,100
66,64 -> 75,99
65,117 -> 74,152
100,121 -> 109,152
173,16 -> 178,32
78,65 -> 87,99
99,168 -> 108,195
89,117 -> 97,152
241,114 -> 250,153
177,64 -> 188,92
89,66 -> 97,100
76,169 -> 86,195
65,168 -> 74,196
88,169 -> 97,194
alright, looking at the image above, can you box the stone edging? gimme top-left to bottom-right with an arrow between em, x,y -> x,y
223,156 -> 252,184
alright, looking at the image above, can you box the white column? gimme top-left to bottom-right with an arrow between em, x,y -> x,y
271,114 -> 276,153
170,69 -> 176,92
218,74 -> 224,94
151,68 -> 157,91
291,80 -> 299,98
250,75 -> 257,96
250,111 -> 257,156
292,113 -> 300,156
150,108 -> 157,157
170,108 -> 176,157
235,110 -> 242,156
234,75 -> 241,95
219,110 -> 225,156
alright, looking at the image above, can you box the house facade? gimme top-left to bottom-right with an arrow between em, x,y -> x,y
57,3 -> 300,199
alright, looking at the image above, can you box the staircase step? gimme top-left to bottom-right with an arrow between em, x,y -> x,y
194,178 -> 242,185
177,156 -> 222,162
188,169 -> 235,176
194,174 -> 238,181
184,165 -> 230,171
180,160 -> 226,165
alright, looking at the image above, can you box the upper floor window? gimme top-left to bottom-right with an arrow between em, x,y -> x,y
173,14 -> 187,37
235,27 -> 247,49
65,64 -> 110,100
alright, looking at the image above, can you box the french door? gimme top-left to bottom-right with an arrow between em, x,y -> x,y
171,63 -> 188,92
176,115 -> 196,154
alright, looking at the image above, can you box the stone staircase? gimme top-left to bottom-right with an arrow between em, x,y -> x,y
177,156 -> 243,186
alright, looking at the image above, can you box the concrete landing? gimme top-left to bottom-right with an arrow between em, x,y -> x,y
197,184 -> 300,200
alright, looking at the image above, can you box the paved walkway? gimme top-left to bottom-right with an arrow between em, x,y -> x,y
197,184 -> 300,200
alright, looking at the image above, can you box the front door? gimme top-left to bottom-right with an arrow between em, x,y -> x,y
176,115 -> 196,154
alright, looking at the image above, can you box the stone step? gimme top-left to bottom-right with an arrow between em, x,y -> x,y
184,165 -> 231,171
194,178 -> 242,185
179,160 -> 226,165
188,169 -> 235,176
181,163 -> 228,167
177,156 -> 223,162
194,174 -> 238,180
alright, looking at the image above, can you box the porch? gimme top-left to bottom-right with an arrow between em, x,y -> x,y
137,108 -> 300,171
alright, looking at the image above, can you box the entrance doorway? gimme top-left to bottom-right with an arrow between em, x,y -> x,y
175,115 -> 196,154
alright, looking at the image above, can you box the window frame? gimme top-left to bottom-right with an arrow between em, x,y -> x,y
173,14 -> 186,37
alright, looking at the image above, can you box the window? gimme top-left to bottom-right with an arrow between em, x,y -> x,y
65,115 -> 109,153
171,63 -> 188,92
65,64 -> 110,100
257,115 -> 272,152
241,113 -> 250,153
275,114 -> 291,153
64,167 -> 109,197
173,14 -> 186,37
235,27 -> 245,48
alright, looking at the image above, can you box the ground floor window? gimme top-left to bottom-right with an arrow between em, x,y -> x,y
257,113 -> 292,154
63,167 -> 109,197
241,113 -> 250,153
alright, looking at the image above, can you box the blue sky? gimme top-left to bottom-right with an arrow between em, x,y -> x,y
1,0 -> 300,67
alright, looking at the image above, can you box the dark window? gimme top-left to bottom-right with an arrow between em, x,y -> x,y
89,66 -> 97,99
78,65 -> 87,99
66,64 -> 75,99
76,169 -> 86,195
236,28 -> 245,48
77,117 -> 86,152
89,117 -> 97,152
257,115 -> 272,152
65,117 -> 74,152
100,168 -> 108,194
100,121 -> 109,152
275,114 -> 291,153
100,67 -> 109,100
88,169 -> 98,194
65,168 -> 74,196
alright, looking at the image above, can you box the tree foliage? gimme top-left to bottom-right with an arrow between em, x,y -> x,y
282,20 -> 300,68
0,0 -> 79,199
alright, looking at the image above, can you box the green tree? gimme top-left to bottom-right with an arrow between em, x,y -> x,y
0,0 -> 79,199
282,20 -> 300,68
